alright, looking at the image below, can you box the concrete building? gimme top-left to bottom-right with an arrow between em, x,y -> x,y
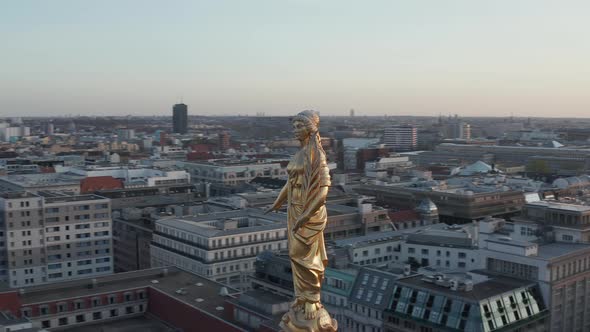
356,183 -> 525,224
117,128 -> 135,141
323,198 -> 392,241
340,138 -> 380,171
179,160 -> 287,196
0,267 -> 247,332
0,192 -> 113,288
0,173 -> 84,194
384,272 -> 548,332
112,217 -> 154,273
56,165 -> 191,188
219,131 -> 231,151
0,126 -> 31,142
364,155 -> 413,179
150,209 -> 287,289
400,223 -> 479,271
383,125 -> 417,151
414,143 -> 590,175
172,103 -> 188,134
514,200 -> 590,244
477,217 -> 590,331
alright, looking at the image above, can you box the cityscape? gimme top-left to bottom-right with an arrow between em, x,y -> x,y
3,1 -> 590,332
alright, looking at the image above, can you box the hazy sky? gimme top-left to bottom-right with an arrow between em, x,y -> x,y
2,0 -> 590,117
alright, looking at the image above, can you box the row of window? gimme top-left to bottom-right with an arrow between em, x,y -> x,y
156,225 -> 285,249
36,304 -> 143,328
48,248 -> 110,260
47,239 -> 110,251
407,247 -> 468,258
48,266 -> 111,278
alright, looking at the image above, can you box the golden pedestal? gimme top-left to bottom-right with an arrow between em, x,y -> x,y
279,304 -> 338,332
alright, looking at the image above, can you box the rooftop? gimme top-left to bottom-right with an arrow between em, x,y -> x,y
1,267 -> 241,326
536,242 -> 590,260
38,191 -> 109,203
0,173 -> 84,187
527,200 -> 590,213
331,223 -> 449,248
157,209 -> 286,237
397,273 -> 536,302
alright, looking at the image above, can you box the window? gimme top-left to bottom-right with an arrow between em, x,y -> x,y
563,234 -> 574,242
76,314 -> 85,323
458,252 -> 467,259
21,308 -> 31,317
92,297 -> 102,307
78,268 -> 93,275
40,306 -> 49,315
58,317 -> 68,326
96,266 -> 111,272
110,309 -> 118,317
93,312 -> 102,320
57,302 -> 68,312
408,247 -> 415,254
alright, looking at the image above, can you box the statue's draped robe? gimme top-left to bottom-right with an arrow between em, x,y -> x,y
287,140 -> 331,303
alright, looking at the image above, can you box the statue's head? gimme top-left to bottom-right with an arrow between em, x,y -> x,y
292,110 -> 320,141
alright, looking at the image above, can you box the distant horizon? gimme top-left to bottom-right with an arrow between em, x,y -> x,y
3,1 -> 590,117
4,113 -> 590,120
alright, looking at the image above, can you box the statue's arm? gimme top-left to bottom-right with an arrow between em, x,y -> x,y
293,186 -> 328,232
265,184 -> 288,214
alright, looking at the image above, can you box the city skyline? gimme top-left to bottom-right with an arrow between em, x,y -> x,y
2,1 -> 590,117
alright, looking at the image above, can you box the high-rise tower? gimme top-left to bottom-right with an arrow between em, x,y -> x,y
172,103 -> 188,134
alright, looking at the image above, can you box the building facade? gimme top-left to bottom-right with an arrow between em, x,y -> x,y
172,103 -> 188,134
384,125 -> 417,151
150,209 -> 287,289
0,192 -> 113,288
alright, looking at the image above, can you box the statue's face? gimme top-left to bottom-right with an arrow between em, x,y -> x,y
292,120 -> 310,141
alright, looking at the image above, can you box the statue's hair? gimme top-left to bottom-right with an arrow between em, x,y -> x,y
292,110 -> 320,134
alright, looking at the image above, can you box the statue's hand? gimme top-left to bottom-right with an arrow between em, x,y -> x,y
264,204 -> 280,214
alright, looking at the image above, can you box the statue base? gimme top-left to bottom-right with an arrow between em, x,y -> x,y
279,304 -> 338,332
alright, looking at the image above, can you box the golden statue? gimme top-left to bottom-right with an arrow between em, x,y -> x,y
266,110 -> 338,332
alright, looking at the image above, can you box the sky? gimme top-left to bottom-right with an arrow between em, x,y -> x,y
1,0 -> 590,117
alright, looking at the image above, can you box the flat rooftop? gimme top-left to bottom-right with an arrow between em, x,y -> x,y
536,242 -> 590,260
0,191 -> 39,199
527,200 -> 590,213
2,267 -> 240,325
331,223 -> 449,247
397,273 -> 535,302
0,173 -> 84,187
157,209 -> 286,237
65,315 -> 176,332
181,159 -> 285,168
39,192 -> 109,203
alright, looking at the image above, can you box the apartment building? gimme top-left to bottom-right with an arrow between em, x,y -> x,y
0,192 -> 113,288
383,125 -> 417,151
150,209 -> 286,289
514,200 -> 590,243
